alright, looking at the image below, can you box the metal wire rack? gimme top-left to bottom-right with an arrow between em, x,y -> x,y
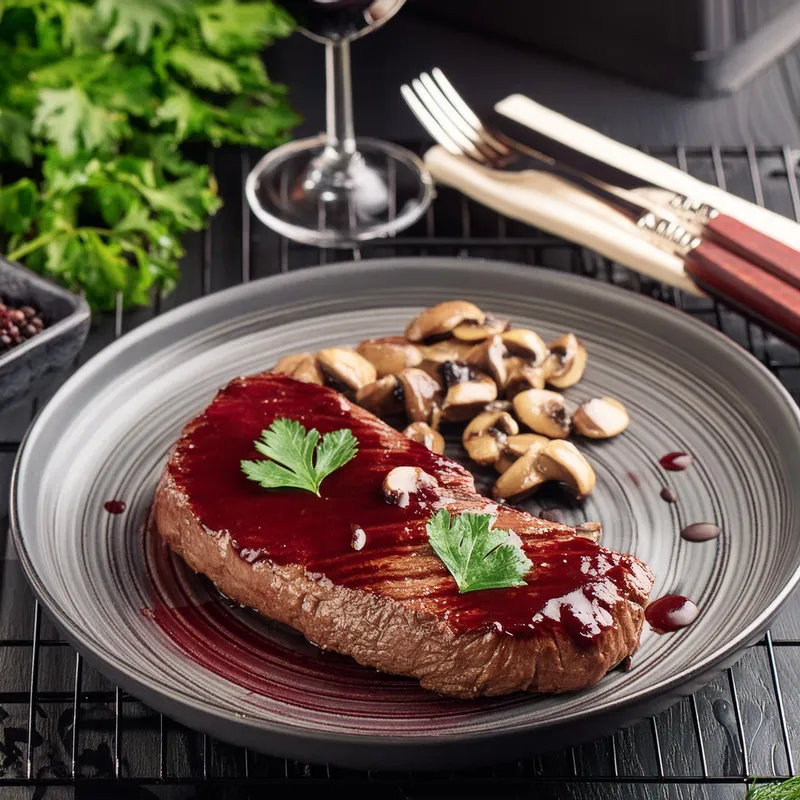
1,145 -> 800,799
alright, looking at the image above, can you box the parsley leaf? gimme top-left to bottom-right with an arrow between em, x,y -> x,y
167,45 -> 242,93
426,510 -> 532,594
747,778 -> 800,799
33,87 -> 127,157
96,0 -> 190,54
198,0 -> 294,57
241,418 -> 358,497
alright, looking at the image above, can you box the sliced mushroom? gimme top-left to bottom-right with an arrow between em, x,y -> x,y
536,440 -> 596,498
462,410 -> 519,465
441,369 -> 498,422
356,336 -> 422,377
574,521 -> 602,543
451,316 -> 509,342
382,466 -> 438,508
494,434 -> 549,473
405,301 -> 484,343
465,335 -> 509,386
317,348 -> 377,393
419,338 -> 476,380
492,439 -> 595,501
504,359 -> 546,399
544,333 -> 587,389
402,421 -> 445,454
513,389 -> 571,439
572,397 -> 629,438
355,375 -> 404,416
502,328 -> 548,366
272,352 -> 325,385
397,368 -> 443,424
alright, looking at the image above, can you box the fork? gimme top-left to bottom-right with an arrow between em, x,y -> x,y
401,69 -> 800,345
402,70 -> 694,235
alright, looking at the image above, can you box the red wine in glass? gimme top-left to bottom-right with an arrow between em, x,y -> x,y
282,0 -> 389,40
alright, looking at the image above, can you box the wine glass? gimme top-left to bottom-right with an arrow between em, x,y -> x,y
246,0 -> 433,247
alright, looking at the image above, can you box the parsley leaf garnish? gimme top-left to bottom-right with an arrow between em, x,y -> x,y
426,509 -> 532,594
241,418 -> 358,497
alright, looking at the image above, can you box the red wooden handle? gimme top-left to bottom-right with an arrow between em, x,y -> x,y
684,239 -> 800,344
705,213 -> 800,290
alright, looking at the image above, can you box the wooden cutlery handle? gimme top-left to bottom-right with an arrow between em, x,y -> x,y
704,213 -> 800,291
684,239 -> 800,344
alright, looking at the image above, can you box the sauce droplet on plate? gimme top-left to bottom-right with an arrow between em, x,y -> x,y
646,595 -> 699,633
659,452 -> 693,471
627,471 -> 641,488
660,487 -> 678,503
104,499 -> 126,514
681,522 -> 722,542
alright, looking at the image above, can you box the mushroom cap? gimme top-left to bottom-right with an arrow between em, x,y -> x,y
573,397 -> 629,438
494,434 -> 549,474
545,333 -> 587,389
272,352 -> 324,385
491,439 -> 595,500
463,409 -> 519,441
462,410 -> 519,466
356,337 -> 423,378
492,446 -> 546,500
355,375 -> 404,417
513,389 -> 571,439
504,359 -> 546,398
451,316 -> 509,342
405,301 -> 485,342
502,328 -> 548,365
536,440 -> 596,498
397,367 -> 443,423
402,422 -> 445,454
382,466 -> 438,507
441,371 -> 498,422
465,335 -> 509,387
317,348 -> 377,391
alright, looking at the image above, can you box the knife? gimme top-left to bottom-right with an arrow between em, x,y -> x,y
487,110 -> 800,293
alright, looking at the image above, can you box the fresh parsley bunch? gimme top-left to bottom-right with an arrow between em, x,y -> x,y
0,0 -> 299,312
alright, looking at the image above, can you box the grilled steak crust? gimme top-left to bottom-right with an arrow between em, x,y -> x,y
154,374 -> 654,699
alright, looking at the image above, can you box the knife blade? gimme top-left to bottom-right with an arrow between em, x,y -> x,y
487,110 -> 800,293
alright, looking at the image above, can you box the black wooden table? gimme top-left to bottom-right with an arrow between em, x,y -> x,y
2,144 -> 800,799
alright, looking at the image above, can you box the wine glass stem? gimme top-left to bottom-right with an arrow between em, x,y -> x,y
325,39 -> 356,156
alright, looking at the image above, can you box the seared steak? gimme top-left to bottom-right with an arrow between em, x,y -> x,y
154,374 -> 654,698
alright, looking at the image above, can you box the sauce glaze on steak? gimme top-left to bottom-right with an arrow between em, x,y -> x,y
154,374 -> 654,697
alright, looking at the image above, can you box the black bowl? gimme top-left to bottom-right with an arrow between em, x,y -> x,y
0,256 -> 90,409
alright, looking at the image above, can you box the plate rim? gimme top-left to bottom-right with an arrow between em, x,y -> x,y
11,257 -> 800,761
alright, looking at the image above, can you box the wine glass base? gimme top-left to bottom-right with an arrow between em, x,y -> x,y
246,135 -> 434,248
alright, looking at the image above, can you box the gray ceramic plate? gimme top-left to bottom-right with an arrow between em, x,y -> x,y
11,258 -> 800,770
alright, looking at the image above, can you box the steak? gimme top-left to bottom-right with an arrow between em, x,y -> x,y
154,373 -> 654,698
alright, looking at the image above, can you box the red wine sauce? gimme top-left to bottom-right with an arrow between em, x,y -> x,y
645,595 -> 699,633
104,499 -> 126,514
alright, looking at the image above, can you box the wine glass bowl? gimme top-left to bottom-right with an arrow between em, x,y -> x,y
246,0 -> 433,248
281,0 -> 407,43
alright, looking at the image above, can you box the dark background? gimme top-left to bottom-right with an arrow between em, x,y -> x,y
270,5 -> 800,147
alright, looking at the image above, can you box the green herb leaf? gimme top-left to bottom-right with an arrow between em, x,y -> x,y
96,0 -> 190,54
0,106 -> 33,165
198,0 -> 294,57
167,45 -> 242,93
747,778 -> 800,799
241,418 -> 358,497
426,509 -> 532,594
33,87 -> 127,157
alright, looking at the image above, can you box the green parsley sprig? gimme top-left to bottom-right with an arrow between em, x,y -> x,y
747,778 -> 800,799
241,418 -> 359,497
426,509 -> 532,594
0,0 -> 299,312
